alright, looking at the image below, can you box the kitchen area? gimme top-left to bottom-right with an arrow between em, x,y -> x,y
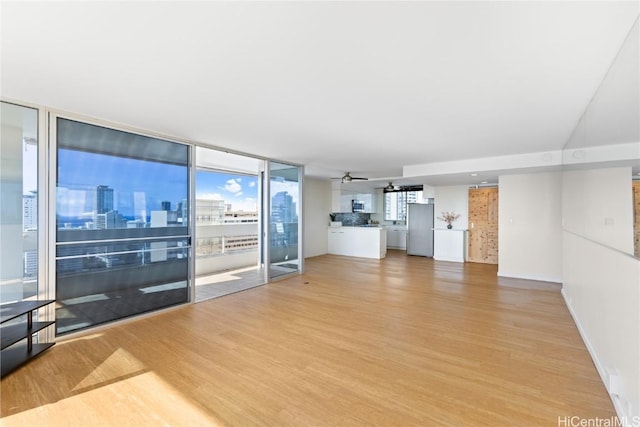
327,181 -> 436,259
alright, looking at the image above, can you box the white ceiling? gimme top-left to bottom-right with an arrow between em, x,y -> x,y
1,1 -> 638,188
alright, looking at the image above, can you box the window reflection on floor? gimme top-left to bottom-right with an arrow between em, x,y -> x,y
195,266 -> 264,302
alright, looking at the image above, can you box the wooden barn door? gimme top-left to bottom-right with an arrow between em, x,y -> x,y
467,187 -> 499,264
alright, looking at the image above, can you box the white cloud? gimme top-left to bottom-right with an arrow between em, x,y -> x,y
224,179 -> 242,194
235,192 -> 243,197
248,181 -> 256,188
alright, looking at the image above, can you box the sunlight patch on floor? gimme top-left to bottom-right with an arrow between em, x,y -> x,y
72,347 -> 147,393
1,371 -> 223,426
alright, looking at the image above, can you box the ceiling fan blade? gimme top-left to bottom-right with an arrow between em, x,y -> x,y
331,172 -> 369,182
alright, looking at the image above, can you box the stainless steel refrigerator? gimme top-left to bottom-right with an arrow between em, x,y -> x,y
406,203 -> 434,257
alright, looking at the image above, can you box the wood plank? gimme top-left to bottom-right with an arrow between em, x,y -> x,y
0,252 -> 614,426
468,187 -> 499,264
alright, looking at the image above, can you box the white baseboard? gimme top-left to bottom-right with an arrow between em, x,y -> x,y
561,289 -> 629,423
433,256 -> 464,263
497,271 -> 562,284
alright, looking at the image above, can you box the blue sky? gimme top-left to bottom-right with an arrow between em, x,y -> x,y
55,150 -> 263,217
196,170 -> 258,212
57,149 -> 188,217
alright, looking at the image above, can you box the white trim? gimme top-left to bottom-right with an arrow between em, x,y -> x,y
497,271 -> 562,284
561,289 -> 629,424
433,256 -> 464,263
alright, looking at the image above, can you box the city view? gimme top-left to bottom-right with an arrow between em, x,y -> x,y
24,154 -> 298,279
15,117 -> 299,334
56,148 -> 189,230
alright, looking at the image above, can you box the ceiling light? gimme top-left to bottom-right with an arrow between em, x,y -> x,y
385,182 -> 395,191
471,173 -> 478,177
481,181 -> 488,184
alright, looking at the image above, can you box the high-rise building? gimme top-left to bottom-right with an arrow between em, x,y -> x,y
23,250 -> 37,278
96,185 -> 114,214
161,201 -> 171,211
271,191 -> 294,224
23,191 -> 37,231
180,199 -> 188,225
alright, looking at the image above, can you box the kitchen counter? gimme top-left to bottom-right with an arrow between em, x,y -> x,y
327,227 -> 387,259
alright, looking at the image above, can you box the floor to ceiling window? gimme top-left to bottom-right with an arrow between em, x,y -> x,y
3,102 -> 304,336
0,102 -> 40,304
54,117 -> 191,334
268,161 -> 302,279
194,146 -> 264,300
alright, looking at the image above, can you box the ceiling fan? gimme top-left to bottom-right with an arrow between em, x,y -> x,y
333,172 -> 368,183
375,181 -> 398,191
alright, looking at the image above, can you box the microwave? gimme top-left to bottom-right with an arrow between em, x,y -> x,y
352,200 -> 365,212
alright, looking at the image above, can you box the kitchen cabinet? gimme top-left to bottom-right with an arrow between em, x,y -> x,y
328,227 -> 387,259
340,194 -> 353,212
334,191 -> 376,213
356,193 -> 375,213
331,186 -> 342,212
386,226 -> 406,249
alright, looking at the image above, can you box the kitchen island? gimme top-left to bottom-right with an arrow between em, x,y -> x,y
327,226 -> 387,259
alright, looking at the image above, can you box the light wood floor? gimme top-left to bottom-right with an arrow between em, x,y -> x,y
1,251 -> 614,426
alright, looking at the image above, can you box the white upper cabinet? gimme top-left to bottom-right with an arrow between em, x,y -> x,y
330,181 -> 377,213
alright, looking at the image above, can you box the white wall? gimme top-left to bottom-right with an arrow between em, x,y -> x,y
303,177 -> 331,258
433,185 -> 469,261
498,172 -> 563,282
433,185 -> 469,230
562,167 -> 639,420
563,167 -> 634,255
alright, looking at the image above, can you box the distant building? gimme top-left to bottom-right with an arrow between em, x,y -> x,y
161,201 -> 171,211
224,210 -> 259,223
96,185 -> 114,214
271,191 -> 296,224
196,199 -> 225,224
179,199 -> 188,224
94,210 -> 125,229
23,250 -> 37,277
23,191 -> 37,231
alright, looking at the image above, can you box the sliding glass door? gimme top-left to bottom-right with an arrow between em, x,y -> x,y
0,102 -> 41,304
193,146 -> 264,301
54,117 -> 191,334
268,161 -> 302,279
